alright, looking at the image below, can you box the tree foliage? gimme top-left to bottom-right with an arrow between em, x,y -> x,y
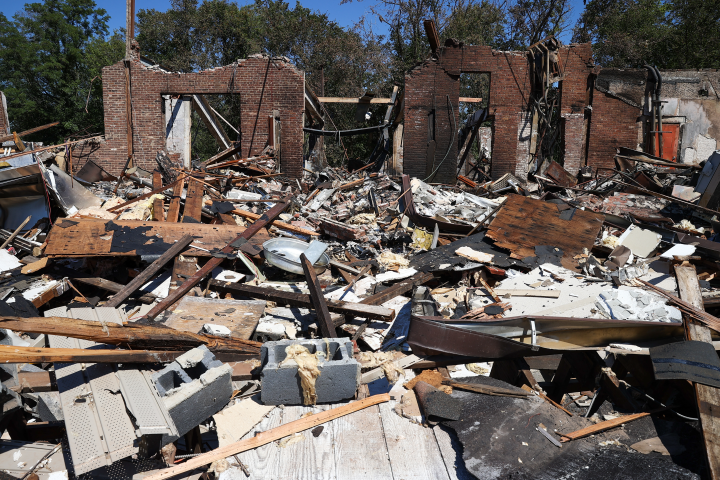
573,0 -> 720,68
0,0 -> 123,142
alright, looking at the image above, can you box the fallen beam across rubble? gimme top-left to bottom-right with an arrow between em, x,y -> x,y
0,316 -> 261,355
208,280 -> 396,321
0,344 -> 182,363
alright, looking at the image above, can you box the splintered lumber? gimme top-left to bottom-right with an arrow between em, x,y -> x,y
559,412 -> 652,442
183,176 -> 204,222
638,278 -> 720,333
152,170 -> 165,221
166,177 -> 185,222
1,215 -> 32,249
0,345 -> 181,364
144,394 -> 391,480
361,271 -> 435,306
0,121 -> 59,143
487,194 -> 604,271
442,380 -> 530,398
301,253 -> 337,338
0,316 -> 261,355
139,199 -> 291,321
72,276 -> 156,304
316,97 -> 393,104
229,208 -> 319,236
108,174 -> 186,213
104,234 -> 194,308
198,143 -> 244,169
675,265 -> 720,479
208,280 -> 395,321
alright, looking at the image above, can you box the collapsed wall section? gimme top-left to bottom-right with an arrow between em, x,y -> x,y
92,55 -> 305,178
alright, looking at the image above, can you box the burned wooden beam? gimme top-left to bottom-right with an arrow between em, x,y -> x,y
301,252 -> 337,338
208,280 -> 395,321
71,276 -> 157,304
104,234 -> 194,308
360,271 -> 435,306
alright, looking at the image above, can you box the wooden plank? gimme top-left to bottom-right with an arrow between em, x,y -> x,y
301,253 -> 337,338
0,344 -> 181,363
332,403 -> 393,480
234,407 -> 283,479
423,19 -> 440,52
171,256 -> 197,290
1,215 -> 31,249
104,234 -> 194,308
458,97 -> 483,103
152,170 -> 165,221
378,401 -> 451,479
432,425 -> 475,480
230,209 -> 319,236
182,177 -> 203,223
44,219 -> 271,257
140,199 -> 290,321
144,395 -> 390,480
209,281 -> 395,321
486,194 -> 604,271
0,316 -> 261,355
166,296 -> 264,340
316,97 -> 393,104
676,264 -> 720,479
197,143 -> 244,169
276,405 -> 336,480
0,121 -> 59,143
559,412 -> 653,441
71,276 -> 156,304
360,271 -> 435,306
166,177 -> 185,222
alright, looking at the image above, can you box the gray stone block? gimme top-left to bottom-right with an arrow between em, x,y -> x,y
151,345 -> 233,439
23,391 -> 64,422
260,339 -> 360,405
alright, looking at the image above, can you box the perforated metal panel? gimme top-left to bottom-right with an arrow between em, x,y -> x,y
46,307 -> 174,474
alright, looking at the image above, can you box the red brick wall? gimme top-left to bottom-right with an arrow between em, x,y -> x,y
558,44 -> 594,174
403,61 -> 460,183
586,91 -> 641,171
89,55 -> 305,178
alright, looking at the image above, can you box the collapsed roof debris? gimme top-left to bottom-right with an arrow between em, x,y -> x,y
0,17 -> 719,480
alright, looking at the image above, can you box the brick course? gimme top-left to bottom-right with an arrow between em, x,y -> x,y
586,91 -> 641,171
85,55 -> 305,178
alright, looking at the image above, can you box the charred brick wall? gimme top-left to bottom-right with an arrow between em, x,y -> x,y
90,55 -> 305,178
586,90 -> 641,170
403,61 -> 460,183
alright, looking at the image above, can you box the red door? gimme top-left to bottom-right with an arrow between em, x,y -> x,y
654,123 -> 680,162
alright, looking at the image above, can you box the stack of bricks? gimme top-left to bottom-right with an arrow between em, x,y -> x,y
94,55 -> 305,178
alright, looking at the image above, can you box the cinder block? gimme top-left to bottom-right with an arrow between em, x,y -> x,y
260,339 -> 360,405
151,345 -> 232,438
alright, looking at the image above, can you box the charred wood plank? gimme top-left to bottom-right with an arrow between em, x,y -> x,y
301,253 -> 337,338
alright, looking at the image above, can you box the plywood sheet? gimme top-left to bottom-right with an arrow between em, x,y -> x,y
486,194 -> 603,271
44,218 -> 270,257
165,296 -> 265,339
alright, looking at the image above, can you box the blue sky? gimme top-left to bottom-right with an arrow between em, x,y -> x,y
2,0 -> 586,43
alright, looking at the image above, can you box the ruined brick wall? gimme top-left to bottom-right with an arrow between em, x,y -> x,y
586,90 -> 641,170
443,46 -> 532,180
91,55 -> 305,177
558,44 -> 593,174
403,61 -> 459,183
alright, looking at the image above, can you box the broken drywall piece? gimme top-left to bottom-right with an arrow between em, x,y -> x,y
0,250 -> 22,273
455,246 -> 494,263
660,244 -> 696,259
618,225 -> 662,258
595,288 -> 682,322
213,394 -> 274,447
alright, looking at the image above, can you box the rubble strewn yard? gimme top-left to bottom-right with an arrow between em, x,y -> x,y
1,14 -> 720,480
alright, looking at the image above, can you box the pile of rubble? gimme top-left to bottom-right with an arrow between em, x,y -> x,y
0,136 -> 719,479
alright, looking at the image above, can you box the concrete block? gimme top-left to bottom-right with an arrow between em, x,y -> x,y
151,345 -> 233,438
23,391 -> 64,422
260,339 -> 360,405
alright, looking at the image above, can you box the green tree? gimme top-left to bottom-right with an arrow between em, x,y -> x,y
0,0 -> 113,142
572,0 -> 670,67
